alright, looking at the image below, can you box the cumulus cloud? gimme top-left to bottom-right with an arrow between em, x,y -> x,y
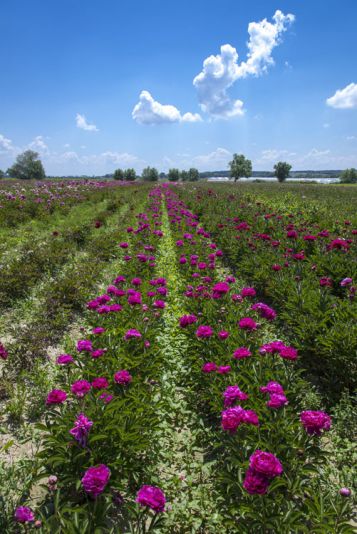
193,10 -> 294,118
0,133 -> 18,155
76,113 -> 99,131
191,147 -> 232,170
260,149 -> 296,161
132,90 -> 202,125
27,135 -> 50,155
326,83 -> 357,109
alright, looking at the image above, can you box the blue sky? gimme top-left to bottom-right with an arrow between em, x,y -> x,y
1,0 -> 357,175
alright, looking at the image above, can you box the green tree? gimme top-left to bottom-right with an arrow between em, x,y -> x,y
113,169 -> 124,181
274,161 -> 292,183
229,153 -> 252,182
181,170 -> 189,181
0,170 -> 4,179
141,166 -> 159,181
340,168 -> 357,184
7,150 -> 45,180
188,167 -> 199,181
168,168 -> 180,182
124,168 -> 137,181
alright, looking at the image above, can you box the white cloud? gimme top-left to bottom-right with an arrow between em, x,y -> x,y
260,149 -> 296,161
132,90 -> 202,125
76,113 -> 99,131
64,143 -> 70,148
302,148 -> 331,160
193,10 -> 294,118
27,135 -> 50,155
347,135 -> 356,140
191,147 -> 232,170
326,83 -> 357,109
0,133 -> 17,154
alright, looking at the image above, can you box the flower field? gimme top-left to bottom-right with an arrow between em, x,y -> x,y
0,181 -> 356,533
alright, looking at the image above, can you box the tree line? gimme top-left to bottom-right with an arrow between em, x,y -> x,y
1,150 -> 357,184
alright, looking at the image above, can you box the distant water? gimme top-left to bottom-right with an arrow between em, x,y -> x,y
207,177 -> 340,184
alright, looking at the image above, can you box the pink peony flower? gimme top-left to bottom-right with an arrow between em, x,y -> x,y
124,329 -> 142,340
260,381 -> 284,395
92,377 -> 109,389
233,347 -> 252,360
241,287 -> 256,298
46,389 -> 67,405
92,327 -> 106,335
0,342 -> 8,360
77,340 -> 93,352
69,413 -> 93,446
202,362 -> 217,373
340,277 -> 352,287
238,317 -> 258,331
249,450 -> 283,478
267,394 -> 288,409
243,467 -> 270,495
217,365 -> 231,374
196,325 -> 214,338
90,349 -> 106,359
221,406 -> 259,433
56,354 -> 74,365
279,346 -> 298,361
251,302 -> 277,321
71,380 -> 91,398
179,314 -> 197,327
114,370 -> 132,385
223,385 -> 249,407
300,411 -> 331,435
218,330 -> 229,340
136,485 -> 166,512
81,465 -> 111,497
14,506 -> 35,523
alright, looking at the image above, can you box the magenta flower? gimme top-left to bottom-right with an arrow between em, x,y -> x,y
339,487 -> 351,497
238,317 -> 258,331
56,354 -> 74,365
14,506 -> 35,523
196,325 -> 214,338
128,291 -> 142,305
300,411 -> 331,435
179,314 -> 197,327
217,365 -> 231,374
77,340 -> 93,352
260,381 -> 284,395
136,485 -> 166,512
71,380 -> 91,398
243,467 -> 270,495
249,450 -> 283,478
251,302 -> 277,321
218,330 -> 229,340
223,385 -> 249,407
99,393 -> 113,404
221,406 -> 259,433
153,300 -> 166,309
90,349 -> 106,359
114,370 -> 132,385
92,377 -> 109,389
81,465 -> 111,497
0,342 -> 8,360
46,389 -> 67,405
267,394 -> 288,409
241,287 -> 256,298
124,329 -> 142,340
92,327 -> 106,335
233,347 -> 252,360
202,362 -> 217,373
69,413 -> 93,446
341,277 -> 352,287
212,281 -> 230,298
279,346 -> 298,360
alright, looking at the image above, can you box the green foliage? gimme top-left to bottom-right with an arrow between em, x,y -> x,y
0,169 -> 4,179
113,168 -> 124,180
188,167 -> 199,181
123,168 -> 136,181
229,153 -> 252,182
274,161 -> 292,182
340,168 -> 357,183
141,166 -> 159,181
7,150 -> 46,180
167,168 -> 180,182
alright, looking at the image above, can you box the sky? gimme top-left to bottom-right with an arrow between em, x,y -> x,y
1,0 -> 357,175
